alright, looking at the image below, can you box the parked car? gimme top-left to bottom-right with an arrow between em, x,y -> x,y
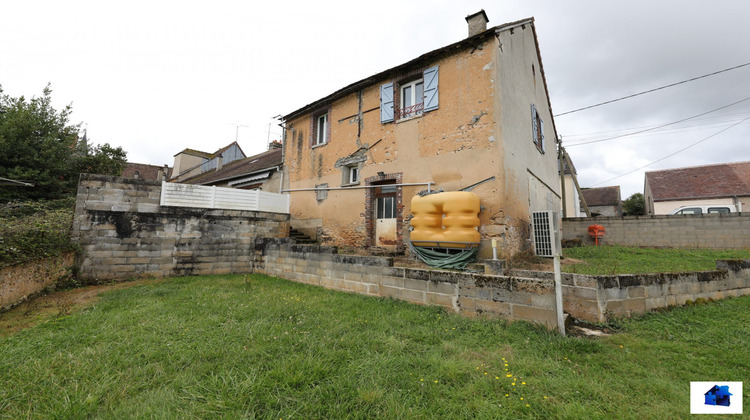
668,205 -> 737,215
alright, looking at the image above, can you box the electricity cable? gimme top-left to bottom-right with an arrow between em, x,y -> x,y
555,61 -> 750,117
565,96 -> 750,147
592,115 -> 750,186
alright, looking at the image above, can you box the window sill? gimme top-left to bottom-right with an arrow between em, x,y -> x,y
311,142 -> 328,149
396,113 -> 423,124
341,181 -> 361,187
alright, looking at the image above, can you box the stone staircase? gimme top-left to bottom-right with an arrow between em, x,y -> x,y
289,227 -> 316,244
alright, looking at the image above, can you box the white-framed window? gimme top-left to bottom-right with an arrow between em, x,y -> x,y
400,79 -> 424,118
313,112 -> 328,147
348,166 -> 359,184
376,196 -> 396,219
341,163 -> 361,186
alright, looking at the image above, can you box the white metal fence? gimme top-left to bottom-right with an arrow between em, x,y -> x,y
160,182 -> 289,214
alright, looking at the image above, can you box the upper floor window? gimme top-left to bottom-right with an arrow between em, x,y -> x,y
380,65 -> 439,123
531,104 -> 545,154
314,113 -> 328,146
399,79 -> 424,118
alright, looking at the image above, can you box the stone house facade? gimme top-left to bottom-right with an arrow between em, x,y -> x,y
281,12 -> 561,258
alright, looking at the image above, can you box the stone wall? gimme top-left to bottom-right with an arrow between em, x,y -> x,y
0,253 -> 75,311
71,174 -> 289,281
563,213 -> 750,249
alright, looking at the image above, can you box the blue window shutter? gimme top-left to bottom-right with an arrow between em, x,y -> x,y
531,104 -> 538,145
380,83 -> 394,123
423,65 -> 439,112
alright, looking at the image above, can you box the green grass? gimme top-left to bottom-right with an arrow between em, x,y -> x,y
1,274 -> 749,418
563,245 -> 750,275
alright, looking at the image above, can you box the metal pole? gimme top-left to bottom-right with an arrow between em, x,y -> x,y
551,215 -> 565,336
553,253 -> 565,336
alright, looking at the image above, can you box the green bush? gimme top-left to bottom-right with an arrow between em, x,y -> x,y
0,198 -> 76,268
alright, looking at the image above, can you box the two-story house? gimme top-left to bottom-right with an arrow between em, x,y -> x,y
281,11 -> 561,258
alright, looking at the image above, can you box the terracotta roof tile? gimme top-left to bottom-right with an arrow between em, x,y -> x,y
646,161 -> 750,201
581,186 -> 621,206
122,163 -> 172,180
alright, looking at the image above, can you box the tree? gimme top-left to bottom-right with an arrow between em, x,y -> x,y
0,85 -> 127,200
622,192 -> 646,216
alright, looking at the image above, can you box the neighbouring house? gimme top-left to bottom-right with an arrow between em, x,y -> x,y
170,141 -> 246,182
580,186 -> 622,217
644,161 -> 750,215
280,11 -> 561,258
122,163 -> 172,181
560,156 -> 581,218
178,142 -> 283,192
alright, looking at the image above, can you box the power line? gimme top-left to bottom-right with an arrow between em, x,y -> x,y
555,61 -> 750,117
592,115 -> 750,187
563,110 -> 750,139
565,96 -> 750,147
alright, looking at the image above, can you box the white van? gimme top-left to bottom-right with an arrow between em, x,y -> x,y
668,205 -> 738,215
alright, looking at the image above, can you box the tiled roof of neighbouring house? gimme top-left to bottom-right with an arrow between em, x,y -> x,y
173,141 -> 245,159
646,161 -> 750,201
181,148 -> 282,185
122,163 -> 172,180
581,186 -> 621,206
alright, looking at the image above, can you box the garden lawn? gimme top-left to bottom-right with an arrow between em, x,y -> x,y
563,245 -> 750,275
1,274 -> 748,418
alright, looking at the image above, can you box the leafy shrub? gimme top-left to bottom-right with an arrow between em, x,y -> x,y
0,198 -> 76,268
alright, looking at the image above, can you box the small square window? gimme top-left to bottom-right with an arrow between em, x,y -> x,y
341,163 -> 361,186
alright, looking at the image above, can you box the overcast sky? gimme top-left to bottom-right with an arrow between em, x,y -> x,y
2,0 -> 749,198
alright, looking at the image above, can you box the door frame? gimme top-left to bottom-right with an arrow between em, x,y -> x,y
364,172 -> 403,249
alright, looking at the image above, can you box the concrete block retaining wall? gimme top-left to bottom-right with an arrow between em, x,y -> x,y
71,174 -> 289,281
563,213 -> 750,249
255,240 -> 589,327
256,240 -> 750,327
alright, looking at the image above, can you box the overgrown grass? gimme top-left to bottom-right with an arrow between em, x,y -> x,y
1,274 -> 748,418
563,245 -> 750,275
0,198 -> 76,268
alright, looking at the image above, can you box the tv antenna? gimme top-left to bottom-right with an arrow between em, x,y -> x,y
227,123 -> 249,142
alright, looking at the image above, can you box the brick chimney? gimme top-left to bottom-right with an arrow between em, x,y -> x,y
269,140 -> 282,150
466,10 -> 489,37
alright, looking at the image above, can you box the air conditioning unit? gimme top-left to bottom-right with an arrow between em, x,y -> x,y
531,211 -> 561,258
